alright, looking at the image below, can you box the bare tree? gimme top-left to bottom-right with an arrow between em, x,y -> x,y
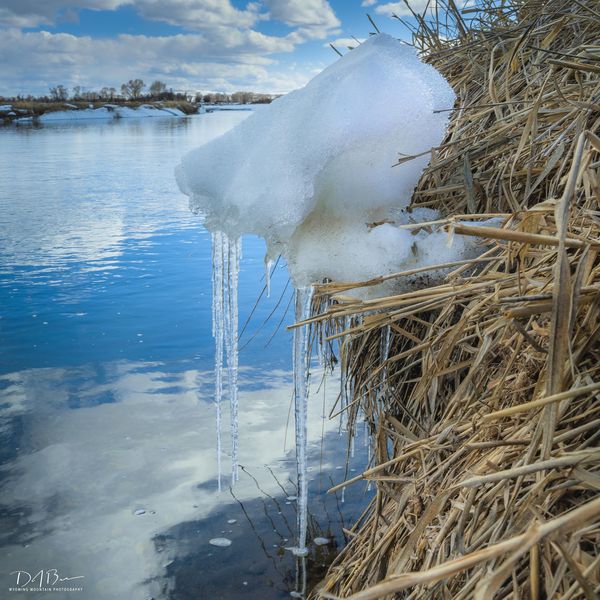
99,87 -> 116,100
120,79 -> 145,100
149,80 -> 167,97
231,91 -> 256,104
49,85 -> 68,101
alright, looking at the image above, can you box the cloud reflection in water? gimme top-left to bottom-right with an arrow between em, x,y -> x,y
0,361 -> 370,599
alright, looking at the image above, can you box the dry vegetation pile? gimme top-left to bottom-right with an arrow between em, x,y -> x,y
304,0 -> 600,597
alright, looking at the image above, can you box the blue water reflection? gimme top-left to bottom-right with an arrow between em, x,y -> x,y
0,114 -> 372,599
1,360 -> 368,599
0,112 -> 292,373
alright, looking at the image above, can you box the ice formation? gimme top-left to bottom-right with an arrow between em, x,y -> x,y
289,287 -> 314,556
313,537 -> 331,546
176,33 -> 483,556
209,537 -> 232,547
211,231 -> 241,489
176,33 -> 469,293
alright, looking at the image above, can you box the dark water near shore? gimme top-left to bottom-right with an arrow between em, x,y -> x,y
0,113 -> 372,599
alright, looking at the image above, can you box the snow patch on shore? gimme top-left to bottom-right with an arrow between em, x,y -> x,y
13,104 -> 187,123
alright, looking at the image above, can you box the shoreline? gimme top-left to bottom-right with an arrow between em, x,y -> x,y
0,99 -> 197,123
0,100 -> 259,124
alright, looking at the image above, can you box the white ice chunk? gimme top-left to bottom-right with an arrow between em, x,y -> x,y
313,537 -> 331,546
209,537 -> 232,547
176,34 -> 462,293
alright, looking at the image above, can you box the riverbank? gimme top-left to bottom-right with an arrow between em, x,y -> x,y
308,0 -> 600,598
0,99 -> 199,123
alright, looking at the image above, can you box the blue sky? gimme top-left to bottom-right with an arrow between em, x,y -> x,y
0,1 -> 433,97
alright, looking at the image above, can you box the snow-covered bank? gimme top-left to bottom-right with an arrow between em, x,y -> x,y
203,104 -> 255,113
0,102 -> 271,125
36,104 -> 185,122
0,102 -> 193,124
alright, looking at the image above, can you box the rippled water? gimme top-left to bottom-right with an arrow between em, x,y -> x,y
0,113 -> 372,599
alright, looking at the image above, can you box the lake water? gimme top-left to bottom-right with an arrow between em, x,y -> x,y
0,112 -> 372,599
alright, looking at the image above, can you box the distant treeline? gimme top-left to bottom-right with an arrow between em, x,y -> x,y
1,79 -> 276,105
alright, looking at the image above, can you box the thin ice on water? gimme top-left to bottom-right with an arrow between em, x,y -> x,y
211,231 -> 241,489
291,286 -> 314,556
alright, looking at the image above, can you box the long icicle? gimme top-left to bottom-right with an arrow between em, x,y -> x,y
292,286 -> 313,556
226,236 -> 241,483
212,232 -> 241,489
212,231 -> 225,492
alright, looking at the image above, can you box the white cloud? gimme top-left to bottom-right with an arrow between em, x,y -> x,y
361,0 -> 378,6
0,1 -> 268,30
262,0 -> 340,41
0,1 -> 342,96
134,0 -> 265,31
375,0 -> 437,16
0,28 -> 325,95
0,0 -> 341,35
262,0 -> 339,28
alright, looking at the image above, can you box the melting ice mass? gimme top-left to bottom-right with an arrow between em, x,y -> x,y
176,34 -> 472,554
175,33 -> 475,290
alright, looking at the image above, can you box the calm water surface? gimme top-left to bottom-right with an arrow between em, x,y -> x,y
0,113 -> 372,599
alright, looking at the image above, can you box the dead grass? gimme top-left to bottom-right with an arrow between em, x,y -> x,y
304,0 -> 600,598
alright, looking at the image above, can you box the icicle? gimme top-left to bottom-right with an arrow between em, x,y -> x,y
339,315 -> 351,434
264,257 -> 273,298
211,231 -> 241,489
317,323 -> 324,368
211,231 -> 225,492
317,296 -> 331,369
225,236 -> 241,483
366,434 -> 373,492
381,325 -> 391,392
291,555 -> 307,598
291,286 -> 313,557
381,325 -> 391,362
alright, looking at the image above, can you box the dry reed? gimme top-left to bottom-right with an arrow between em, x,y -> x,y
304,0 -> 600,597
